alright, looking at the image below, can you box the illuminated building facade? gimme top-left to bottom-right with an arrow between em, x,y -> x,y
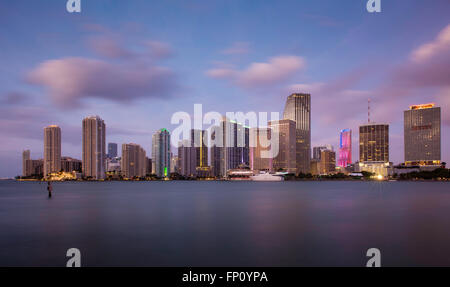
359,123 -> 389,163
338,129 -> 352,167
82,116 -> 106,179
152,128 -> 171,178
320,149 -> 336,175
283,93 -> 311,174
44,125 -> 61,177
404,103 -> 441,166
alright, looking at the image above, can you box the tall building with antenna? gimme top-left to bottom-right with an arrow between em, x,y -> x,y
357,100 -> 391,177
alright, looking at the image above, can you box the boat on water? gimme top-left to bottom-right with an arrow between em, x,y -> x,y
250,172 -> 284,182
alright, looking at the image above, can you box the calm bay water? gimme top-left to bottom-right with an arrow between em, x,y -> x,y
0,180 -> 450,266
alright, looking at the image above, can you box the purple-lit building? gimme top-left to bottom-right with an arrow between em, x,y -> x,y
338,129 -> 352,167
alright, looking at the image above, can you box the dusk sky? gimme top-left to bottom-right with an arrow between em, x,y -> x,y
0,0 -> 449,177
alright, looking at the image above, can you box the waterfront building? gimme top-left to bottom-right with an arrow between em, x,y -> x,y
310,159 -> 320,175
268,119 -> 296,173
283,93 -> 311,174
24,159 -> 44,177
43,125 -> 61,177
171,156 -> 178,174
210,118 -> 249,178
82,116 -> 106,179
404,103 -> 441,166
320,149 -> 336,175
106,157 -> 121,174
313,145 -> 333,161
152,128 -> 171,178
146,157 -> 152,175
22,150 -> 30,177
178,139 -> 195,177
358,122 -> 390,177
249,127 -> 272,172
61,157 -> 82,173
359,123 -> 389,163
108,143 -> 118,158
338,129 -> 352,167
121,143 -> 146,178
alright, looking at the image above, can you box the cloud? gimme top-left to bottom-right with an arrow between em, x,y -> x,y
206,55 -> 305,88
410,24 -> 450,63
27,57 -> 178,108
89,36 -> 135,59
222,42 -> 251,55
89,35 -> 174,60
145,41 -> 174,59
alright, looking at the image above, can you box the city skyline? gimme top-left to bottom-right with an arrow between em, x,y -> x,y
1,1 -> 449,177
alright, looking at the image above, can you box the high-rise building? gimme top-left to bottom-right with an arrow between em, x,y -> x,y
249,127 -> 272,172
44,125 -> 61,177
61,157 -> 82,172
121,143 -> 146,178
320,149 -> 336,174
312,145 -> 333,161
146,157 -> 152,175
152,128 -> 171,178
268,119 -> 296,173
24,159 -> 43,177
22,150 -> 30,177
224,120 -> 250,172
82,116 -> 106,179
404,103 -> 441,166
283,93 -> 311,174
178,139 -> 195,177
106,157 -> 121,174
178,129 -> 209,177
359,123 -> 389,163
338,129 -> 352,167
108,143 -> 118,158
210,118 -> 250,177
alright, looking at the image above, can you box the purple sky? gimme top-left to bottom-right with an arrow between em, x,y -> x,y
0,0 -> 449,177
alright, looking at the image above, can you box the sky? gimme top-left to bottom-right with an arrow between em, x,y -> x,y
0,0 -> 449,177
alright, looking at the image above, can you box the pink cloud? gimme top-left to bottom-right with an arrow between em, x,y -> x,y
27,57 -> 177,108
206,55 -> 305,88
410,24 -> 450,63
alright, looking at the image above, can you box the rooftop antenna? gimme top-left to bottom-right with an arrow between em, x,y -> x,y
368,98 -> 371,123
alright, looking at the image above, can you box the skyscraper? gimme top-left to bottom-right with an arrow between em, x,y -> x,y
268,119 -> 296,173
108,143 -> 118,158
82,116 -> 106,179
313,145 -> 333,161
338,129 -> 352,167
43,125 -> 61,177
404,103 -> 441,166
249,127 -> 272,172
283,93 -> 311,174
152,128 -> 171,178
178,130 -> 208,177
359,123 -> 389,163
22,150 -> 30,177
178,139 -> 195,177
121,143 -> 146,178
320,149 -> 336,174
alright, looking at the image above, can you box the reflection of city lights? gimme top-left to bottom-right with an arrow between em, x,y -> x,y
377,174 -> 383,180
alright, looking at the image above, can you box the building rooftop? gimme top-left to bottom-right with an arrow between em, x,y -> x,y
409,103 -> 435,110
